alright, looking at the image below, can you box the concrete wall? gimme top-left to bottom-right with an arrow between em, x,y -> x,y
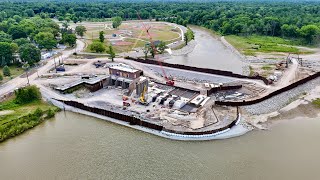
55,99 -> 240,136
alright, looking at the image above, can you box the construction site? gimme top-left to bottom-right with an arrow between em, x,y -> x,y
31,20 -> 319,138
34,48 -> 318,136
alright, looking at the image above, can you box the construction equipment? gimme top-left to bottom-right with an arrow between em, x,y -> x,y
139,85 -> 149,105
123,101 -> 131,107
122,95 -> 129,101
136,11 -> 175,86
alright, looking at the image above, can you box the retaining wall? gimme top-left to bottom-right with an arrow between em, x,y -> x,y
56,99 -> 239,136
216,72 -> 320,106
124,56 -> 270,85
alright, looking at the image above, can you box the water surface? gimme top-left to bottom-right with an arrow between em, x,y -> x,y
165,27 -> 244,74
0,111 -> 319,179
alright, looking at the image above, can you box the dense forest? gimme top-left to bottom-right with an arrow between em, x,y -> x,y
1,1 -> 320,44
1,1 -> 320,67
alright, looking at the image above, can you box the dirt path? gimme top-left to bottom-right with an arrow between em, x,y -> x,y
277,58 -> 298,88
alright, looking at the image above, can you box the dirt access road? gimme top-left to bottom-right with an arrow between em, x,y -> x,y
0,40 -> 86,96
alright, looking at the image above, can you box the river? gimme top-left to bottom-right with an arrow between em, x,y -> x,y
0,27 -> 318,179
0,111 -> 319,179
165,27 -> 244,74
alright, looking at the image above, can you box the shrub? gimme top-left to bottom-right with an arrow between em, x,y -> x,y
3,65 -> 11,76
0,74 -> 3,81
34,108 -> 43,117
46,108 -> 55,118
14,85 -> 41,104
89,41 -> 105,53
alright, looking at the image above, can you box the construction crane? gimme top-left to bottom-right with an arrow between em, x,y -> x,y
136,11 -> 175,86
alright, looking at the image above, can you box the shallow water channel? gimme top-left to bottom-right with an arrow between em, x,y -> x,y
0,111 -> 320,179
165,27 -> 244,74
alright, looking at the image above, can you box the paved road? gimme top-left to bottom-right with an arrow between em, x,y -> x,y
0,40 -> 85,96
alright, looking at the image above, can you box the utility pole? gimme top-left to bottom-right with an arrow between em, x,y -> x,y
22,62 -> 30,86
53,58 -> 57,73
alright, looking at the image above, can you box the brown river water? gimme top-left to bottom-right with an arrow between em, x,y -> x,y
0,111 -> 320,180
165,27 -> 244,74
0,27 -> 319,180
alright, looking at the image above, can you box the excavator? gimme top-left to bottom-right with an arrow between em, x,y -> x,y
139,85 -> 149,105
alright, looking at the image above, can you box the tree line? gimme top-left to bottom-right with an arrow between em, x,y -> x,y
1,1 -> 320,44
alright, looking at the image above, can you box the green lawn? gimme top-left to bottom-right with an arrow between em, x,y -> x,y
0,99 -> 58,126
225,35 -> 314,56
0,65 -> 24,84
0,97 -> 59,142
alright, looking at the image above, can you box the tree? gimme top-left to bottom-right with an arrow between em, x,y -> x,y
299,25 -> 320,44
99,31 -> 105,43
157,41 -> 167,54
10,43 -> 18,53
184,33 -> 189,45
13,15 -> 22,23
0,31 -> 12,42
8,25 -> 27,40
112,16 -> 122,29
75,26 -> 86,37
0,42 -> 14,66
89,41 -> 105,53
221,22 -> 232,35
184,28 -> 194,45
62,21 -> 69,30
14,38 -> 30,46
3,65 -> 10,76
107,45 -> 116,61
19,44 -> 41,65
149,45 -> 155,58
62,33 -> 77,47
24,9 -> 35,17
281,24 -> 298,38
34,32 -> 57,50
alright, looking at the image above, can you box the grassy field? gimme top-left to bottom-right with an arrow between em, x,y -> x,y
0,65 -> 24,84
0,96 -> 59,142
83,22 -> 180,53
225,35 -> 314,56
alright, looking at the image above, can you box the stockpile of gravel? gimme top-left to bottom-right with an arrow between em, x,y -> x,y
244,76 -> 320,115
146,65 -> 235,84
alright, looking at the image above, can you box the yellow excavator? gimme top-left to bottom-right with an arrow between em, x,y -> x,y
139,85 -> 149,105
